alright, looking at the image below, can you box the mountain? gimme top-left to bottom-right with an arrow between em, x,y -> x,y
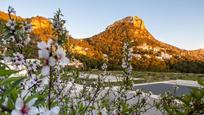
1,11 -> 204,72
70,16 -> 204,70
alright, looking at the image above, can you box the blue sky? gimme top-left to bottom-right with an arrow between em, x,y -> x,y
0,0 -> 203,50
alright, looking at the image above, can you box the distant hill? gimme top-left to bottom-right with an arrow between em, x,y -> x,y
70,16 -> 204,71
1,11 -> 204,72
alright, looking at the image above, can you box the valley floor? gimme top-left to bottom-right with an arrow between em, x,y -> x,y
80,70 -> 204,85
77,71 -> 203,115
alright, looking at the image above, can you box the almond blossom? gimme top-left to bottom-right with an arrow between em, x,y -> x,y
37,39 -> 53,51
22,22 -> 32,33
12,52 -> 25,66
101,63 -> 107,70
22,74 -> 40,90
11,97 -> 38,115
55,46 -> 69,67
42,57 -> 55,76
37,40 -> 55,76
26,59 -> 40,72
6,19 -> 16,30
122,41 -> 133,75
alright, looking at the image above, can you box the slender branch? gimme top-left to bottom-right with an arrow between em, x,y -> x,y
48,67 -> 52,110
83,82 -> 101,112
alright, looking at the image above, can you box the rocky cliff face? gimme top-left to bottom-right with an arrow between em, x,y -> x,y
30,16 -> 52,41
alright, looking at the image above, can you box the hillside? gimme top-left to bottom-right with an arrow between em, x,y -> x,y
70,16 -> 204,70
1,11 -> 204,72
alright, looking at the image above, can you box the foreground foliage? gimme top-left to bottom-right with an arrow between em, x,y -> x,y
156,80 -> 204,115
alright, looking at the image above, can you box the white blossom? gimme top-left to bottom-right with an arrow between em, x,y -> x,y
11,97 -> 38,115
37,39 -> 53,51
37,40 -> 56,76
26,59 -> 40,72
20,90 -> 31,99
41,57 -> 55,76
38,106 -> 60,115
101,63 -> 107,70
55,46 -> 69,67
6,20 -> 16,30
34,76 -> 49,92
22,22 -> 32,33
9,35 -> 15,42
2,39 -> 7,45
23,74 -> 39,90
122,41 -> 133,75
12,52 -> 25,66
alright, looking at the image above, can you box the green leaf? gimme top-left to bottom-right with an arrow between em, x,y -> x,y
0,77 -> 24,86
7,95 -> 15,109
2,77 -> 25,96
0,69 -> 18,76
25,94 -> 46,106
